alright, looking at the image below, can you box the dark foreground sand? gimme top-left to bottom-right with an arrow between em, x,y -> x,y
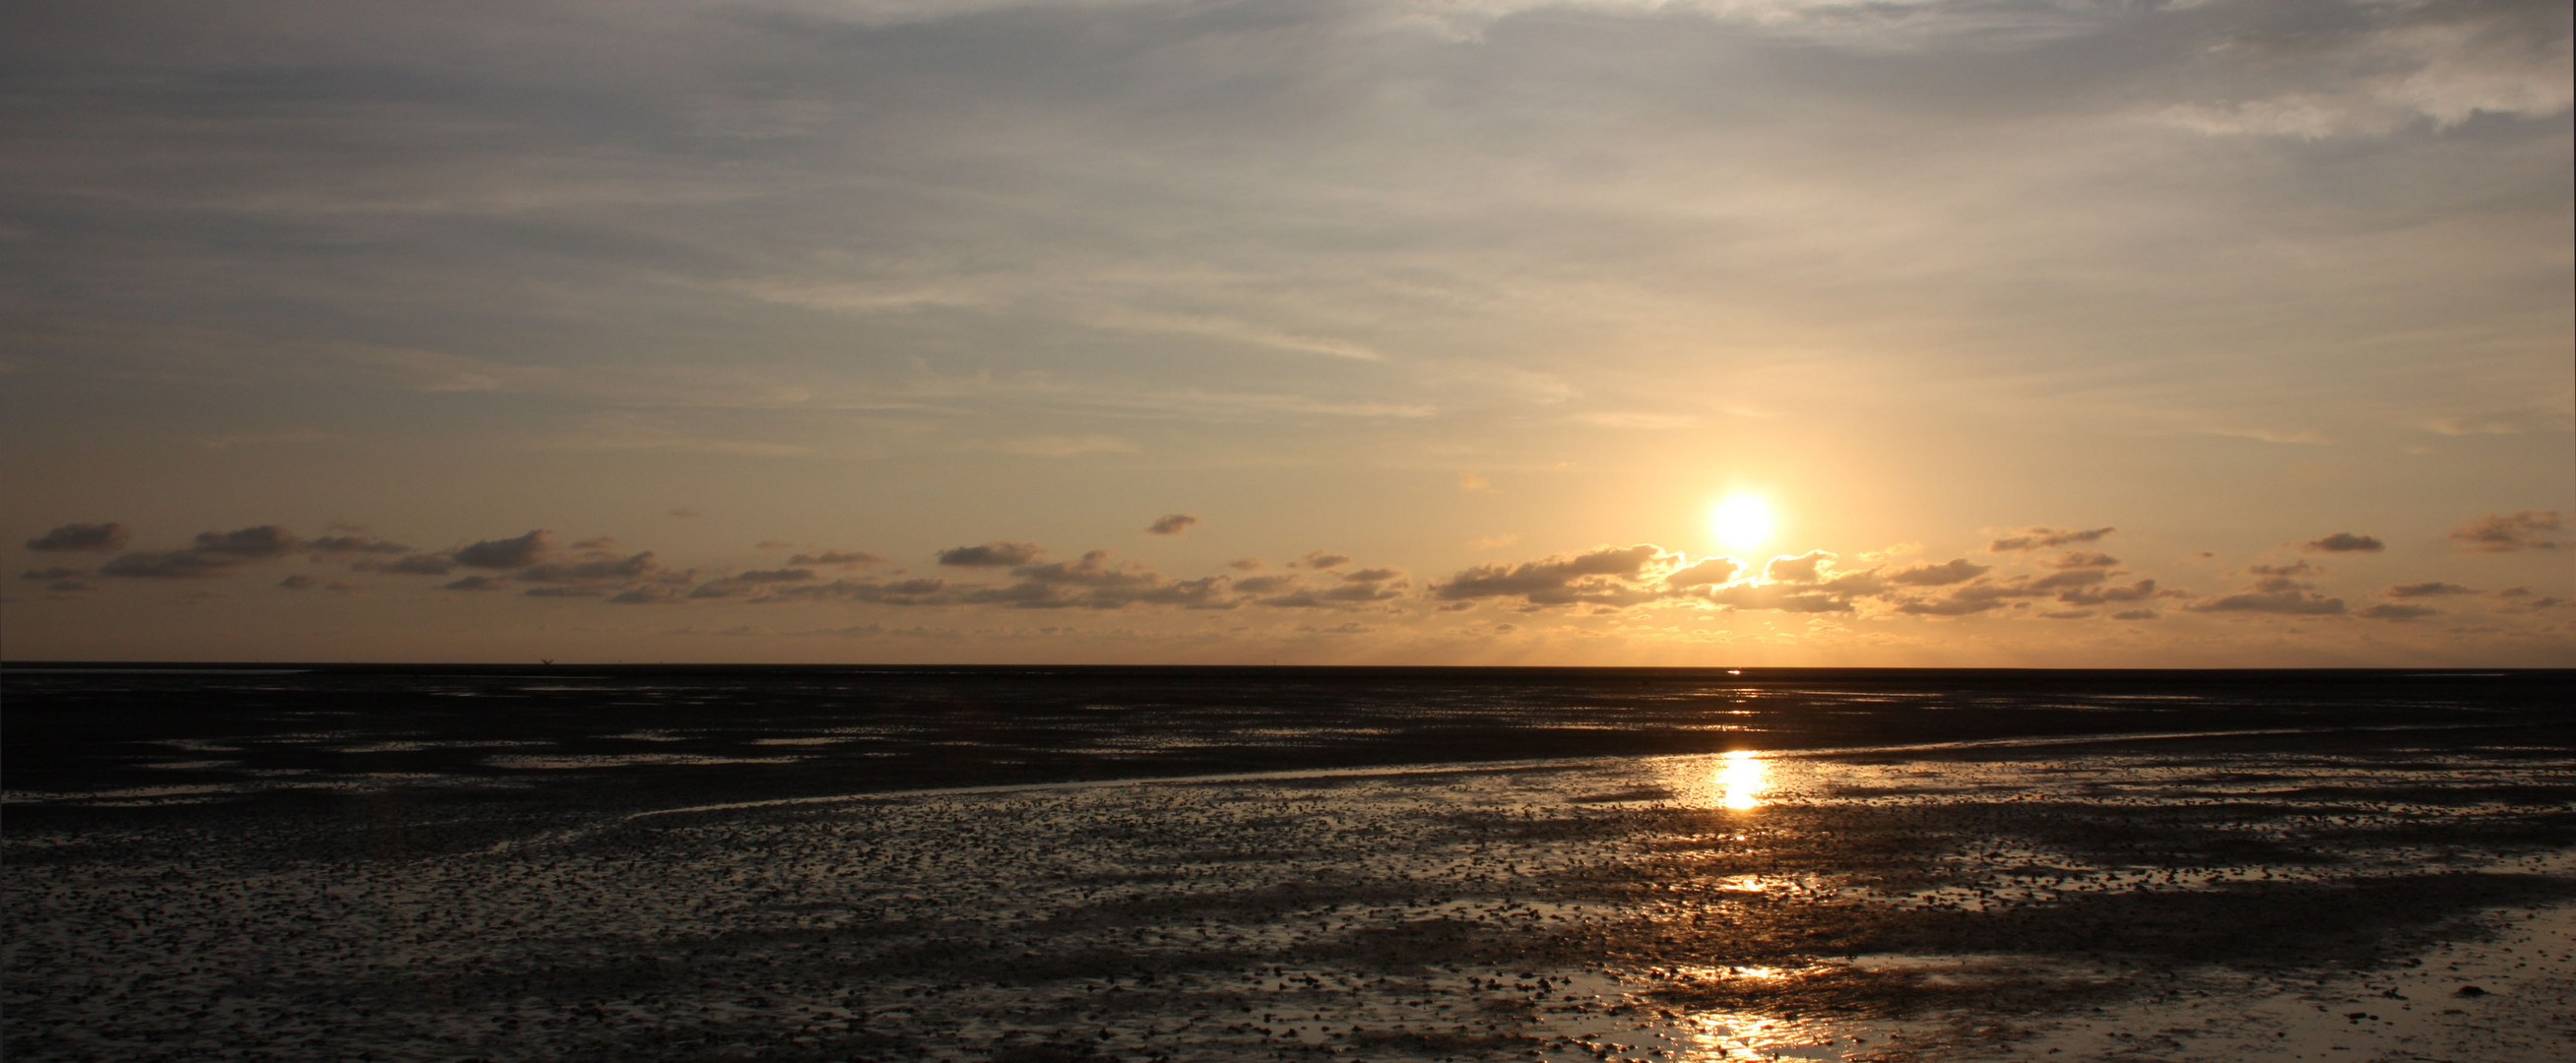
7,723 -> 2573,1062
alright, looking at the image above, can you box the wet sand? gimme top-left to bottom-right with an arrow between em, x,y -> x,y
7,703 -> 2573,1062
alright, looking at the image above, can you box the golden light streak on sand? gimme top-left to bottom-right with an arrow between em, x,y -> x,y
1715,749 -> 1767,810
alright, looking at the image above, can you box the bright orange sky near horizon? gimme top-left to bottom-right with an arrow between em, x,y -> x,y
3,0 -> 2570,665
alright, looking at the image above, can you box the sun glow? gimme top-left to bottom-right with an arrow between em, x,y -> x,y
1710,494 -> 1775,551
1714,749 -> 1768,810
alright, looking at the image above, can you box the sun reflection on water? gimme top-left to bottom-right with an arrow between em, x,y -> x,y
1714,749 -> 1768,810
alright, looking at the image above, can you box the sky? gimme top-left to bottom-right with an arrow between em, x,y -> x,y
3,0 -> 2569,665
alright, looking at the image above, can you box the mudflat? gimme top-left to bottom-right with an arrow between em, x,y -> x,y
4,667 -> 2571,1061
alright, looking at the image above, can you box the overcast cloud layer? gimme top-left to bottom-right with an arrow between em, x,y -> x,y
3,0 -> 2568,664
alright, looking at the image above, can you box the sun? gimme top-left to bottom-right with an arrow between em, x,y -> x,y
1711,494 -> 1775,551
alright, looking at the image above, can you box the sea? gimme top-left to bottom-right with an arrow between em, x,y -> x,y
4,665 -> 2572,1062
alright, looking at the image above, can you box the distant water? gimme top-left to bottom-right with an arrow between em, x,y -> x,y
4,665 -> 2565,812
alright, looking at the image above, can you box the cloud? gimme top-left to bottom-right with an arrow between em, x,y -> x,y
443,575 -> 510,592
21,567 -> 88,581
516,551 -> 664,585
279,574 -> 319,591
670,507 -> 701,519
2387,582 -> 2476,597
753,577 -> 956,605
306,534 -> 412,555
2151,0 -> 2575,138
26,523 -> 129,553
787,549 -> 887,567
2450,511 -> 2562,552
2301,532 -> 2384,553
191,526 -> 303,558
2109,609 -> 2158,621
1699,582 -> 1856,614
2184,584 -> 2349,617
97,525 -> 309,579
1146,514 -> 1198,535
2358,603 -> 2438,621
2055,579 -> 2166,606
1228,557 -> 1264,571
1432,544 -> 1673,607
1765,551 -> 1835,585
2044,551 -> 2120,569
1256,565 -> 1412,608
1299,551 -> 1351,570
690,567 -> 819,598
1988,527 -> 2114,552
367,553 -> 458,576
454,531 -> 554,569
1883,558 -> 1989,587
937,541 -> 1046,567
1663,557 -> 1741,590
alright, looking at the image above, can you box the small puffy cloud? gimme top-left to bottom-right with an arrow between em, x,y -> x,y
306,534 -> 411,555
2056,579 -> 2166,606
2187,591 -> 2346,615
755,539 -> 796,550
2359,603 -> 2438,621
525,587 -> 605,598
1145,514 -> 1198,536
1700,582 -> 1855,613
2110,609 -> 2159,621
443,575 -> 510,592
691,568 -> 820,598
1896,596 -> 2006,616
2387,582 -> 2476,597
754,578 -> 955,605
1257,566 -> 1411,608
99,550 -> 236,580
2450,511 -> 2562,552
1884,558 -> 1988,587
367,553 -> 457,576
26,523 -> 129,553
1765,551 -> 1835,585
2302,532 -> 2385,554
2038,610 -> 2093,620
517,551 -> 663,585
1299,551 -> 1351,570
2242,561 -> 2323,591
454,531 -> 554,569
936,541 -> 1046,567
787,549 -> 886,567
1663,557 -> 1741,590
278,575 -> 319,591
1988,527 -> 2114,552
1433,544 -> 1672,607
191,526 -> 302,558
1228,557 -> 1264,571
2045,552 -> 2120,569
